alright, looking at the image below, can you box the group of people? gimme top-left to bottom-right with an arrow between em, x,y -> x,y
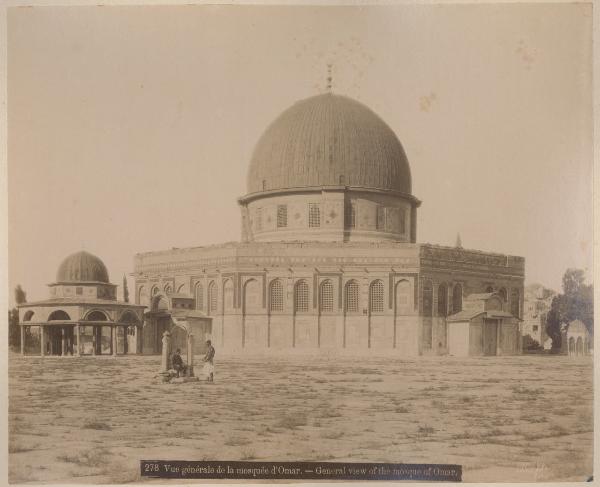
171,339 -> 215,382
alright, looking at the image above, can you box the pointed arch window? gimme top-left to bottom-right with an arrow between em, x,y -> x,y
369,280 -> 384,313
294,280 -> 309,313
319,280 -> 334,312
269,279 -> 284,312
345,280 -> 359,313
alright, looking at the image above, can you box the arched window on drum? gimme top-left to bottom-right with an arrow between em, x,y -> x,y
369,280 -> 384,313
345,280 -> 360,313
319,279 -> 334,312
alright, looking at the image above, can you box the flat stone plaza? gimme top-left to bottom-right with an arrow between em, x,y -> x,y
8,353 -> 592,483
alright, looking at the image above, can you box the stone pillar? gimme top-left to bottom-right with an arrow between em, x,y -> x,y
159,331 -> 171,373
187,333 -> 194,377
75,325 -> 81,356
111,326 -> 117,356
123,326 -> 129,355
496,320 -> 502,356
136,325 -> 143,354
92,327 -> 98,355
20,326 -> 25,355
61,328 -> 66,356
40,326 -> 45,357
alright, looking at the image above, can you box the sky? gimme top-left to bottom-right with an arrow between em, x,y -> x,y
7,4 -> 593,305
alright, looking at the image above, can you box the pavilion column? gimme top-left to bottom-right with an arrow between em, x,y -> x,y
136,325 -> 143,354
187,333 -> 194,377
20,326 -> 25,355
159,331 -> 172,373
60,328 -> 66,356
40,326 -> 45,356
123,326 -> 129,355
111,326 -> 117,356
496,320 -> 502,356
92,327 -> 97,355
75,325 -> 81,356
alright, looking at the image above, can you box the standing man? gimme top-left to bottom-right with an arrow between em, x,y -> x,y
203,340 -> 215,383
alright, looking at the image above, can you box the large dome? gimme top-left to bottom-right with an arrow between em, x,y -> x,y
56,251 -> 110,283
247,93 -> 411,195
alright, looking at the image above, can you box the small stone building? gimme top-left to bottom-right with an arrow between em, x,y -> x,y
18,251 -> 145,356
561,320 -> 592,356
446,293 -> 521,356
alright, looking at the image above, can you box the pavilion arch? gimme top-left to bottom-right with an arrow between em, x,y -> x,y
269,279 -> 284,312
48,310 -> 71,321
151,286 -> 160,297
576,337 -> 583,356
164,283 -> 173,294
345,279 -> 360,313
119,310 -> 139,324
294,279 -> 310,313
176,284 -> 186,293
498,287 -> 507,302
452,283 -> 463,313
319,279 -> 334,312
23,310 -> 35,322
151,294 -> 170,312
369,279 -> 385,313
83,309 -> 110,321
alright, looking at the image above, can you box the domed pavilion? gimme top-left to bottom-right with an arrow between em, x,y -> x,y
133,93 -> 525,356
18,251 -> 145,356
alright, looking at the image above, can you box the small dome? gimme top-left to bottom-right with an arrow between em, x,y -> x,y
247,93 -> 411,195
56,251 -> 109,283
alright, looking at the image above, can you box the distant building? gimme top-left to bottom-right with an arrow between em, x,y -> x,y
18,251 -> 145,356
522,284 -> 556,350
133,93 -> 525,355
561,320 -> 592,356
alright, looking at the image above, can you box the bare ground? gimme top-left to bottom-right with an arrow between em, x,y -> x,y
8,353 -> 593,484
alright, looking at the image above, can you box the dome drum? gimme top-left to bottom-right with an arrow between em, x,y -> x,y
241,93 -> 420,244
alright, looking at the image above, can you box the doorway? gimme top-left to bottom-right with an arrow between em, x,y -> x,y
483,319 -> 498,356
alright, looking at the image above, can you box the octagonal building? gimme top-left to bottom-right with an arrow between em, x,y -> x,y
134,93 -> 525,356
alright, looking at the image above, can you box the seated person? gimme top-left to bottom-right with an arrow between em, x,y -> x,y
171,348 -> 187,377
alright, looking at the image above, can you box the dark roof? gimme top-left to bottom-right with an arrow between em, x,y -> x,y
19,297 -> 145,309
246,93 -> 412,196
56,251 -> 110,284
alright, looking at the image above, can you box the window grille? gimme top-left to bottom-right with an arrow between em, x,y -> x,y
319,280 -> 334,312
277,205 -> 287,228
345,280 -> 359,312
345,202 -> 356,229
309,203 -> 321,228
270,280 -> 284,311
294,280 -> 309,312
370,280 -> 384,313
195,283 -> 203,310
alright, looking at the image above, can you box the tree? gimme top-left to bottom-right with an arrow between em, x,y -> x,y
9,285 -> 27,350
546,269 -> 593,350
123,276 -> 129,303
